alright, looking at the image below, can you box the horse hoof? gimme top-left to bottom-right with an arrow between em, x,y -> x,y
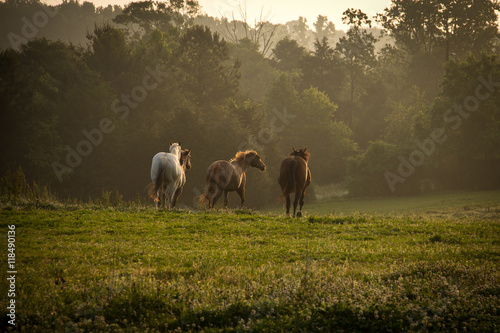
296,212 -> 302,218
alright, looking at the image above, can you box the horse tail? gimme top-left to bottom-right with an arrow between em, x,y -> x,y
282,159 -> 297,198
199,163 -> 221,205
148,163 -> 164,200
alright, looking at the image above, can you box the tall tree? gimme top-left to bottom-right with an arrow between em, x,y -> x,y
271,37 -> 306,72
228,38 -> 277,101
0,39 -> 114,189
336,9 -> 377,104
113,0 -> 199,41
378,0 -> 500,60
313,15 -> 336,42
176,25 -> 239,108
420,54 -> 500,189
85,24 -> 134,91
221,6 -> 278,57
287,16 -> 310,48
300,37 -> 344,103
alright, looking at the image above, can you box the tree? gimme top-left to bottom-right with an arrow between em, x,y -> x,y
378,0 -> 500,60
113,0 -> 199,41
336,9 -> 377,110
228,38 -> 277,101
85,24 -> 134,90
286,16 -> 310,48
0,39 -> 114,190
346,140 -> 404,196
377,0 -> 500,100
420,54 -> 500,189
271,37 -> 306,72
313,15 -> 336,42
300,37 -> 344,103
221,6 -> 278,57
383,87 -> 429,147
176,25 -> 239,108
265,75 -> 357,184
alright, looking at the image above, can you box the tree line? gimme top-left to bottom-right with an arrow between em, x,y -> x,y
1,0 -> 499,207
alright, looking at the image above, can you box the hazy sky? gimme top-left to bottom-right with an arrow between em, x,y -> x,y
42,0 -> 393,30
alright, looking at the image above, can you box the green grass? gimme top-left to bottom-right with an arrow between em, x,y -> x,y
266,190 -> 500,217
0,193 -> 499,332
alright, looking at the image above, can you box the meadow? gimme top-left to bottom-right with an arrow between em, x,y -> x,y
1,191 -> 499,332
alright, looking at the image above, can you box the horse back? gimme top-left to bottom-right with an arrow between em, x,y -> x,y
151,153 -> 168,181
207,160 -> 241,191
279,156 -> 309,191
152,153 -> 184,185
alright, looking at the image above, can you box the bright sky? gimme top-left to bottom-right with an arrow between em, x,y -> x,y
193,0 -> 392,30
42,0 -> 393,30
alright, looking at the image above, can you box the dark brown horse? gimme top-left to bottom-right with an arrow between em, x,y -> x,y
199,150 -> 266,208
278,147 -> 311,217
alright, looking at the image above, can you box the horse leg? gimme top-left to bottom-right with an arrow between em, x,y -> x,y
223,190 -> 229,207
297,189 -> 306,217
168,181 -> 182,209
237,186 -> 245,207
168,194 -> 174,209
211,188 -> 223,208
293,189 -> 301,217
285,194 -> 291,216
168,186 -> 177,209
172,186 -> 183,208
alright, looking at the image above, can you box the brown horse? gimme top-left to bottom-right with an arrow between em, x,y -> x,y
278,147 -> 311,217
199,150 -> 266,208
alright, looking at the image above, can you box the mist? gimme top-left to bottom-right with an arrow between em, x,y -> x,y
1,0 -> 500,208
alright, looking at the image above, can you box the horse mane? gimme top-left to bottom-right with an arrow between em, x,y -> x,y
290,148 -> 310,162
230,150 -> 257,162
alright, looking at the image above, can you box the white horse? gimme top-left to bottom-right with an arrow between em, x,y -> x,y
149,142 -> 186,209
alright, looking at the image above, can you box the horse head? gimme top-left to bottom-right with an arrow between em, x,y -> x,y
290,147 -> 310,162
180,149 -> 191,170
169,142 -> 182,156
246,151 -> 266,171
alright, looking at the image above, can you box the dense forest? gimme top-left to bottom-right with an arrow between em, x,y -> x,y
1,0 -> 500,207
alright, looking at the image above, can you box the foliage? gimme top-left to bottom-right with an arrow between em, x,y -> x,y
300,37 -> 345,103
0,38 -> 115,190
346,140 -> 409,196
421,54 -> 500,190
271,37 -> 306,72
0,0 -> 123,49
0,167 -> 55,204
1,0 -> 500,201
377,0 -> 500,99
378,0 -> 500,58
228,38 -> 277,101
113,0 -> 200,40
336,8 -> 378,112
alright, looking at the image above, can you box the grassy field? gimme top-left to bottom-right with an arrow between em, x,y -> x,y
266,189 -> 500,217
1,192 -> 499,332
